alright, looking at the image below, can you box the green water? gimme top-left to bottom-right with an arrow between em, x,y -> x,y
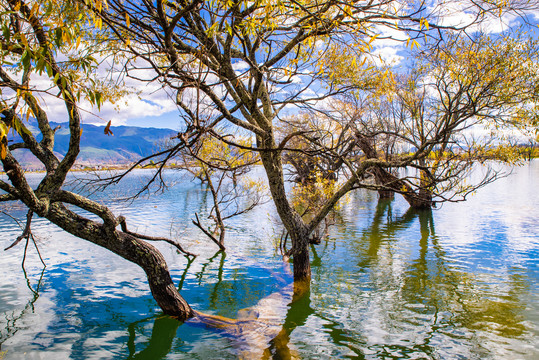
0,162 -> 538,359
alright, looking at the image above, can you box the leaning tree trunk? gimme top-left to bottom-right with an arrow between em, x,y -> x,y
2,151 -> 194,320
47,203 -> 195,320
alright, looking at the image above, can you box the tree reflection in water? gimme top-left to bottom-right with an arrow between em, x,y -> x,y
315,197 -> 533,359
126,255 -> 197,360
125,196 -> 533,359
0,266 -> 45,347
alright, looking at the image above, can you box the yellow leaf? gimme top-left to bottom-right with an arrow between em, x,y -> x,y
0,120 -> 7,136
0,143 -> 6,160
126,13 -> 130,28
20,33 -> 28,47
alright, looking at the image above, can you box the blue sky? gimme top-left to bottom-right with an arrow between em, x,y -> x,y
23,1 -> 539,131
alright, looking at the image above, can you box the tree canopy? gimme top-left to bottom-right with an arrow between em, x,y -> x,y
1,0 -> 538,320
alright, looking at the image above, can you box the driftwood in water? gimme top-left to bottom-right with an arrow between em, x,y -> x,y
188,280 -> 309,358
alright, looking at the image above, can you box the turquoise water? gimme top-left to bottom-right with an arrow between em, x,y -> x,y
0,162 -> 538,359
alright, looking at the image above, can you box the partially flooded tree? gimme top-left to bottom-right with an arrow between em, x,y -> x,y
345,32 -> 539,208
0,0 -> 194,320
86,0 -> 538,282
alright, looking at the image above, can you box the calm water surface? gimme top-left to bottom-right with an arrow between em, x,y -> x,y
0,162 -> 538,359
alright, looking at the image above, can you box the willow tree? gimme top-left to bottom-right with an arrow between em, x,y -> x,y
88,0 -> 536,281
343,33 -> 539,208
283,31 -> 539,209
0,0 -> 194,320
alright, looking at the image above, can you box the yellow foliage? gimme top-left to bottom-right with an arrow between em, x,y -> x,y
0,121 -> 9,160
291,173 -> 342,216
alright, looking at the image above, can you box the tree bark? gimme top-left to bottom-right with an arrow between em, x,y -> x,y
257,135 -> 312,281
378,189 -> 395,200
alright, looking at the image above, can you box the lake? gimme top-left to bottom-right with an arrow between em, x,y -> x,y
0,161 -> 538,359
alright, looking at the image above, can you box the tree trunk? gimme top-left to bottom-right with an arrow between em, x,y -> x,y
356,135 -> 433,209
46,203 -> 194,321
406,188 -> 433,209
257,135 -> 312,282
289,228 -> 311,281
378,189 -> 395,200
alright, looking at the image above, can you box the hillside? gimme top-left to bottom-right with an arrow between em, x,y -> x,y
8,121 -> 176,170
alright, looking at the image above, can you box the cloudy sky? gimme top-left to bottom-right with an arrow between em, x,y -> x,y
24,2 -> 538,131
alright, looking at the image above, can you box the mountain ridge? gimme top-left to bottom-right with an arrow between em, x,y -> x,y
8,121 -> 177,170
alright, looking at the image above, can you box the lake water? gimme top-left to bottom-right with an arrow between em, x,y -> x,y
0,162 -> 538,359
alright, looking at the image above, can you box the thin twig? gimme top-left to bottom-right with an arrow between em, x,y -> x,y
31,233 -> 46,267
5,210 -> 33,251
192,213 -> 225,251
118,217 -> 197,257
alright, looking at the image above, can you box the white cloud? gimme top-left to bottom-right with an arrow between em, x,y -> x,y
370,46 -> 404,66
1,57 -> 182,128
430,0 -> 526,34
232,60 -> 250,72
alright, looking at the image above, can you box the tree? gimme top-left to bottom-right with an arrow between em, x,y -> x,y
344,32 -> 539,208
168,134 -> 264,251
0,0 -> 194,320
87,0 -> 538,282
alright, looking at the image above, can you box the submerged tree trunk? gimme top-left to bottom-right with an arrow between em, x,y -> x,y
406,188 -> 433,209
378,188 -> 395,200
289,229 -> 311,281
356,134 -> 433,209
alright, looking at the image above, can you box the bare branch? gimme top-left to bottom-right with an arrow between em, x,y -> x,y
4,210 -> 33,251
118,216 -> 196,257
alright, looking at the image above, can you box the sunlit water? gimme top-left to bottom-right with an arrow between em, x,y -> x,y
0,162 -> 538,359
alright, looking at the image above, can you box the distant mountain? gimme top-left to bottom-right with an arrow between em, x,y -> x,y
8,121 -> 177,170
